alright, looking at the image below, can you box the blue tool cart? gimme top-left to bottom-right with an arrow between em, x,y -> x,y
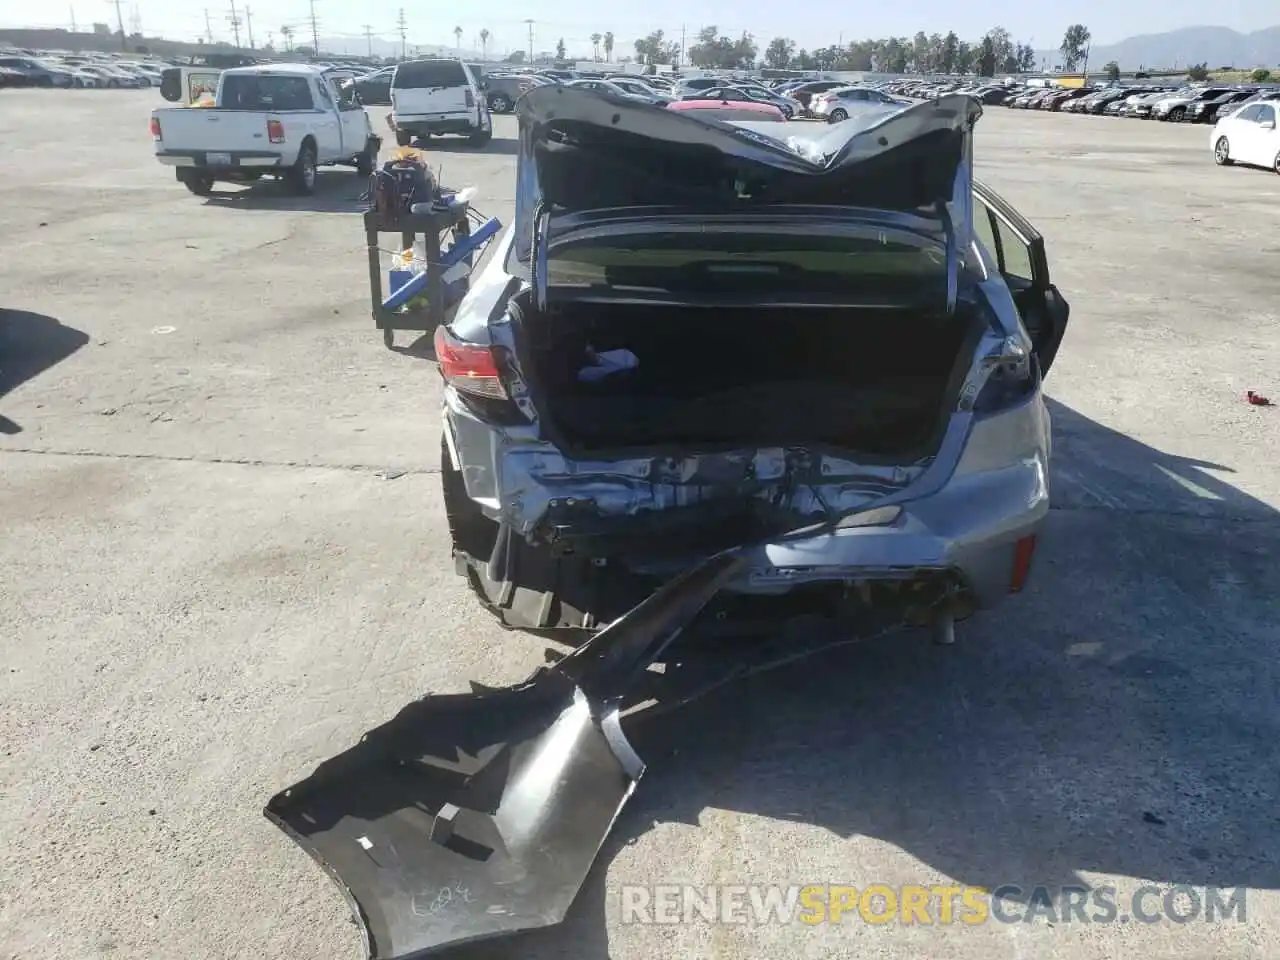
364,191 -> 501,350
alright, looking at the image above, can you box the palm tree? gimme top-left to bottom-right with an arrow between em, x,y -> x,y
479,28 -> 490,60
591,32 -> 602,61
453,25 -> 462,52
279,25 -> 293,52
603,31 -> 614,61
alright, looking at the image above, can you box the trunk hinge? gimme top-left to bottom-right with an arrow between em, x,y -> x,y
936,199 -> 958,317
531,200 -> 550,312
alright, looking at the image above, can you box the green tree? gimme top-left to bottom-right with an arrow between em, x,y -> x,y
555,37 -> 566,60
764,37 -> 795,69
1251,68 -> 1272,82
591,33 -> 602,61
1104,60 -> 1121,82
603,31 -> 614,60
939,31 -> 959,73
1059,24 -> 1091,71
633,29 -> 677,65
1187,62 -> 1209,81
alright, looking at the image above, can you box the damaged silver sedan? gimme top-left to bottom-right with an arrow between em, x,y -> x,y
439,86 -> 1068,635
266,87 -> 1070,959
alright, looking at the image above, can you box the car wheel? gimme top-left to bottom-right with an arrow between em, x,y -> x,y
287,141 -> 318,195
395,129 -> 412,147
828,107 -> 848,123
1214,137 -> 1233,166
1167,107 -> 1185,122
180,171 -> 214,196
355,138 -> 378,177
1274,151 -> 1280,176
488,93 -> 512,113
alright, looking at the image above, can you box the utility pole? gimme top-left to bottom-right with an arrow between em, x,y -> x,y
69,6 -> 77,31
362,24 -> 373,58
226,0 -> 242,48
203,8 -> 213,43
523,18 -> 534,64
307,0 -> 319,54
244,6 -> 254,49
129,4 -> 141,36
396,9 -> 407,60
107,0 -> 127,48
680,24 -> 686,68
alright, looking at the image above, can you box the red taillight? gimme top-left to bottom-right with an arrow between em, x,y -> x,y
434,326 -> 507,399
149,116 -> 161,140
465,88 -> 475,108
1009,535 -> 1037,593
266,119 -> 284,143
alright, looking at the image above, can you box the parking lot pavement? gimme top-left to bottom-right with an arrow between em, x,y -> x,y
2,92 -> 1277,960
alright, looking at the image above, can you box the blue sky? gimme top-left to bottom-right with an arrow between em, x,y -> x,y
2,1 -> 1275,56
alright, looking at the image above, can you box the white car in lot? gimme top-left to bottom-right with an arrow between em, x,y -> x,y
1211,101 -> 1280,174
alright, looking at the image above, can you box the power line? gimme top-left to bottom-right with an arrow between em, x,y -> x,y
396,9 -> 407,60
226,0 -> 241,48
106,0 -> 126,48
244,5 -> 254,49
307,0 -> 319,54
523,18 -> 534,63
362,23 -> 373,58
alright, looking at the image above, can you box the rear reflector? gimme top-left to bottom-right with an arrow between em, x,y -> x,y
1009,535 -> 1037,593
434,326 -> 507,399
266,119 -> 285,143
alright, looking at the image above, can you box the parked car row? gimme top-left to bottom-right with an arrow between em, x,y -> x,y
1004,82 -> 1280,124
0,48 -> 167,88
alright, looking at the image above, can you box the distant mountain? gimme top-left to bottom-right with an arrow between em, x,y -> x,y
1037,25 -> 1280,71
317,36 -> 483,61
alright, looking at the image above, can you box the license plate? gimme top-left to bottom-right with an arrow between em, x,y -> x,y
206,152 -> 232,166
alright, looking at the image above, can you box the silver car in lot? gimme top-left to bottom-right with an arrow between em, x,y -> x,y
435,88 -> 1070,636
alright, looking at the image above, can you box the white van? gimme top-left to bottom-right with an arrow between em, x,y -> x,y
391,58 -> 492,147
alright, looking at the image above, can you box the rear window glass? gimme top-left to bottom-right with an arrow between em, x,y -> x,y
220,74 -> 313,110
547,233 -> 946,293
393,59 -> 468,89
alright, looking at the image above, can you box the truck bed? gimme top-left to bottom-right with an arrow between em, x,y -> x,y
151,107 -> 295,162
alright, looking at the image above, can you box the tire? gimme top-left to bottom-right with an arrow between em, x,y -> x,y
828,107 -> 848,123
488,93 -> 512,113
107,79 -> 120,89
395,129 -> 412,147
355,139 -> 377,177
181,172 -> 214,196
287,141 -> 317,195
467,125 -> 492,147
1274,151 -> 1280,176
1214,137 -> 1233,166
1167,107 -> 1185,122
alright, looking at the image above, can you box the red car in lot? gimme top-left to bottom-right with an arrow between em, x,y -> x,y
667,98 -> 787,122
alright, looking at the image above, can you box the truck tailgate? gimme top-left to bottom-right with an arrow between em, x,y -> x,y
152,108 -> 275,154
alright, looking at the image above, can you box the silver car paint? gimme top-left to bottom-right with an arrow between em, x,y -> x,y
444,99 -> 1051,607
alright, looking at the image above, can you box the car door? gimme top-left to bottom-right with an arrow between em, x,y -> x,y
331,76 -> 367,155
1225,104 -> 1263,161
309,77 -> 343,158
1249,103 -> 1279,167
972,180 -> 1069,376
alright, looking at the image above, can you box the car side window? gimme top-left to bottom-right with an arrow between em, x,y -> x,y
973,190 -> 1033,283
1235,104 -> 1262,122
1256,105 -> 1276,125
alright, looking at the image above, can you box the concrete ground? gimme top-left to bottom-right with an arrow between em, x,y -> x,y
1,90 -> 1277,960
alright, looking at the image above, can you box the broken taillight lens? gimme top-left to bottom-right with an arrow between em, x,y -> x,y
434,326 -> 507,399
266,119 -> 285,143
149,116 -> 162,140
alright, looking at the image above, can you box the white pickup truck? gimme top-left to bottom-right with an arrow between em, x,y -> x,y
150,63 -> 381,196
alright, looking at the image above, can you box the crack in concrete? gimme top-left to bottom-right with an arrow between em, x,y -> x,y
2,447 -> 1276,526
0,445 -> 440,475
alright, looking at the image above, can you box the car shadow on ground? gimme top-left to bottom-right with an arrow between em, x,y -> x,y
200,172 -> 370,214
434,398 -> 1279,959
403,136 -> 521,157
0,309 -> 89,435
